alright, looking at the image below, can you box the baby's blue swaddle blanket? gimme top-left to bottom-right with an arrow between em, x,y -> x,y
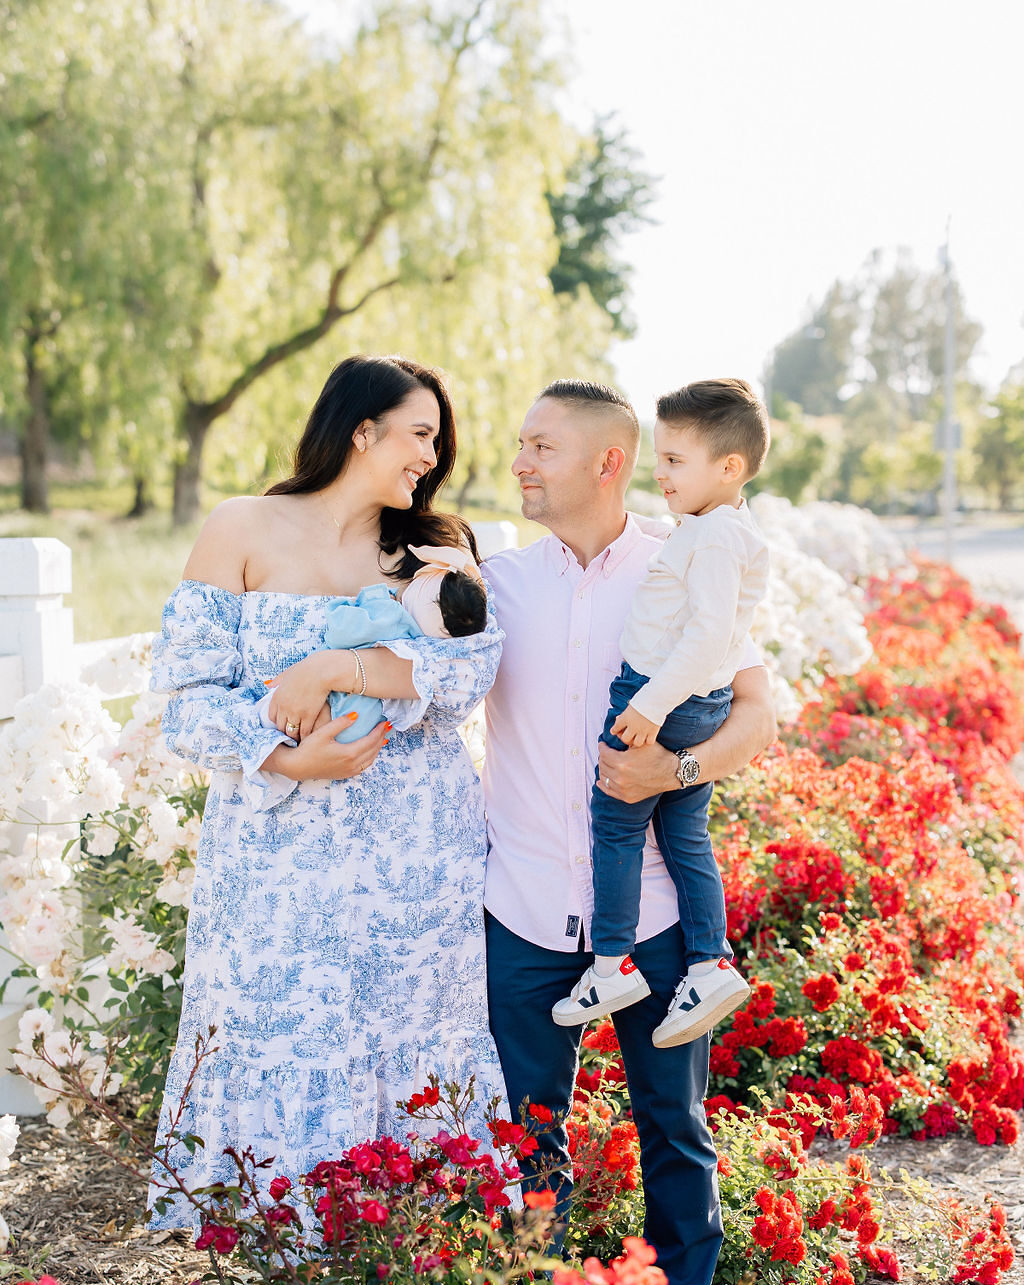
324,583 -> 423,743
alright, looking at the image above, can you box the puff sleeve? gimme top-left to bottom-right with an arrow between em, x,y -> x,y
151,581 -> 297,811
377,591 -> 503,732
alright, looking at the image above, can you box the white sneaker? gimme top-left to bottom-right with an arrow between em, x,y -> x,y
651,959 -> 750,1048
551,957 -> 652,1026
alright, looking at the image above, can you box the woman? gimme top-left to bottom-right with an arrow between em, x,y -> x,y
147,355 -> 507,1224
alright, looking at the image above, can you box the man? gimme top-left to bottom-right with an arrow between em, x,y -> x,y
480,380 -> 776,1285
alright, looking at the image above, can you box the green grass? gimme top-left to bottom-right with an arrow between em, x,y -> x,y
0,478 -> 166,518
0,490 -> 540,642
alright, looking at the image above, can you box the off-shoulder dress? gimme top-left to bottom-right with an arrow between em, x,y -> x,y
146,580 -> 507,1225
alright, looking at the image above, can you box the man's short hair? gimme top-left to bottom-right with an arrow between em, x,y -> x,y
656,378 -> 770,477
537,379 -> 640,462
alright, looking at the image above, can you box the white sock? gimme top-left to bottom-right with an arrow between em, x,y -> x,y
594,954 -> 626,977
689,958 -> 720,978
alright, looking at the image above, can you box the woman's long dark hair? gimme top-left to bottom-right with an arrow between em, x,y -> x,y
266,355 -> 478,579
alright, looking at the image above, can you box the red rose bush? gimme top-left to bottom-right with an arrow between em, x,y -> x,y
705,560 -> 1024,1153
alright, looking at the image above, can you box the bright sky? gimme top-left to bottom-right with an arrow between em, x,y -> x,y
558,0 -> 1024,411
297,0 -> 1024,411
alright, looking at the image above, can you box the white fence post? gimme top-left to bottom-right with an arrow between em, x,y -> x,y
472,520 -> 519,560
0,538 -> 74,722
0,538 -> 76,1114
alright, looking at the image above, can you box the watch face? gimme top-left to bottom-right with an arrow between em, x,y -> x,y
677,753 -> 700,786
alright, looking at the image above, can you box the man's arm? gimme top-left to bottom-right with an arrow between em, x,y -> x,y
597,664 -> 777,804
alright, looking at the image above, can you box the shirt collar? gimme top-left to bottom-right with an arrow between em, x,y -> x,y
545,513 -> 644,579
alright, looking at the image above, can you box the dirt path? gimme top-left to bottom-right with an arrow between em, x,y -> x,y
821,1130 -> 1023,1284
0,1119 -> 204,1284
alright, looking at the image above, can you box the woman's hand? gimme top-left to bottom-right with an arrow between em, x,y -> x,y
265,653 -> 338,741
261,716 -> 391,781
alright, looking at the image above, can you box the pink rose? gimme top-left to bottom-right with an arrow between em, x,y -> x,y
361,1200 -> 389,1225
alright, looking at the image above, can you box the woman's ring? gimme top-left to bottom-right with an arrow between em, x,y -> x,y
604,777 -> 610,788
286,721 -> 299,737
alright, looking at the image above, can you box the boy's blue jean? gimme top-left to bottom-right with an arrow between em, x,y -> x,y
590,661 -> 732,966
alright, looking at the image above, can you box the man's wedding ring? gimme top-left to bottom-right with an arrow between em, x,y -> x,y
286,721 -> 299,737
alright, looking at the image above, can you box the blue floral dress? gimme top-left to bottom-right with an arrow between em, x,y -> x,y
146,580 -> 507,1226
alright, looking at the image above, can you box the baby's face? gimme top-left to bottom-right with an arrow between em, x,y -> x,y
652,421 -> 729,516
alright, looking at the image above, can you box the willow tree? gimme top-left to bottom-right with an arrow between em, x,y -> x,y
2,0 -> 628,518
139,0 -> 584,525
0,0 -> 186,511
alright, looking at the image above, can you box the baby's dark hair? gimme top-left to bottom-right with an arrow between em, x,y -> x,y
438,570 -> 488,637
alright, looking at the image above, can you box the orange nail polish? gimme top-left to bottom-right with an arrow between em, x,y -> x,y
385,722 -> 393,730
347,712 -> 359,720
383,738 -> 390,745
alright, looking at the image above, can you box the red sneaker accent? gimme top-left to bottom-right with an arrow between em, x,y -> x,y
620,956 -> 637,975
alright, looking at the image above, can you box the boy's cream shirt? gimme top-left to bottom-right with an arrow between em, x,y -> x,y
620,500 -> 769,725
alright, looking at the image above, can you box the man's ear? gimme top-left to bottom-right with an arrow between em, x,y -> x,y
598,445 -> 627,487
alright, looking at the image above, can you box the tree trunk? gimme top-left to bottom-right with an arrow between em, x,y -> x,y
455,462 -> 478,510
127,473 -> 153,518
171,404 -> 213,527
20,337 -> 50,513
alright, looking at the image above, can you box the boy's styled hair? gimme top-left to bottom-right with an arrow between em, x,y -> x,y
538,378 -> 640,463
656,378 -> 770,477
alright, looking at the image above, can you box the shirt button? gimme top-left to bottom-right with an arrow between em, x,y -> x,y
572,801 -> 582,811
573,639 -> 582,647
571,747 -> 579,757
577,592 -> 585,600
575,854 -> 587,864
571,694 -> 580,702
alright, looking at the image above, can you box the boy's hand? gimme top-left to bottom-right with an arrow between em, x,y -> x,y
610,704 -> 661,747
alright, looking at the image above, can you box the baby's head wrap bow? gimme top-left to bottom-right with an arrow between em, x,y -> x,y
402,543 -> 484,638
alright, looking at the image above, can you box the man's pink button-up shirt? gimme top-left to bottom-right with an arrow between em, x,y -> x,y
481,515 -> 758,954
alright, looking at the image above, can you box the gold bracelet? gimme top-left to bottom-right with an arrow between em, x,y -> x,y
350,649 -> 367,697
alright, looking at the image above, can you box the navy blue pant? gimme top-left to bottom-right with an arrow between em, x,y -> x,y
591,663 -> 732,965
486,912 -> 723,1285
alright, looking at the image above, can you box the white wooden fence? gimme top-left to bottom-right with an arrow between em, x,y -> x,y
0,521 -> 519,1114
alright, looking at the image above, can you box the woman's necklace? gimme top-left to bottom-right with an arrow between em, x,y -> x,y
317,490 -> 343,534
315,491 -> 396,579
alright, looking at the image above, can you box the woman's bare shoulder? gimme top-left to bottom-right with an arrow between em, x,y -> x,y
182,496 -> 293,592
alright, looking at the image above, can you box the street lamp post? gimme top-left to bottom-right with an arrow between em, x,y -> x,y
940,231 -> 958,565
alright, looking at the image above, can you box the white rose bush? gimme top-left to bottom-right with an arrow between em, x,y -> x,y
747,495 -> 908,722
0,666 -> 207,1127
0,1113 -> 17,1254
0,502 -> 909,1138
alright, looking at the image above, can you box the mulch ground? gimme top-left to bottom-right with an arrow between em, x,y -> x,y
0,1117 -> 1021,1284
0,1118 -> 205,1284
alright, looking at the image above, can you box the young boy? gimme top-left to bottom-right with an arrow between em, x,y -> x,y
552,378 -> 770,1048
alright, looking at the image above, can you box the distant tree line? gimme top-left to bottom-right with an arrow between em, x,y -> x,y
0,0 -> 653,523
753,248 -> 1023,513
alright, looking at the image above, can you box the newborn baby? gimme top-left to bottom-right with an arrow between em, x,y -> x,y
325,543 -> 488,742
